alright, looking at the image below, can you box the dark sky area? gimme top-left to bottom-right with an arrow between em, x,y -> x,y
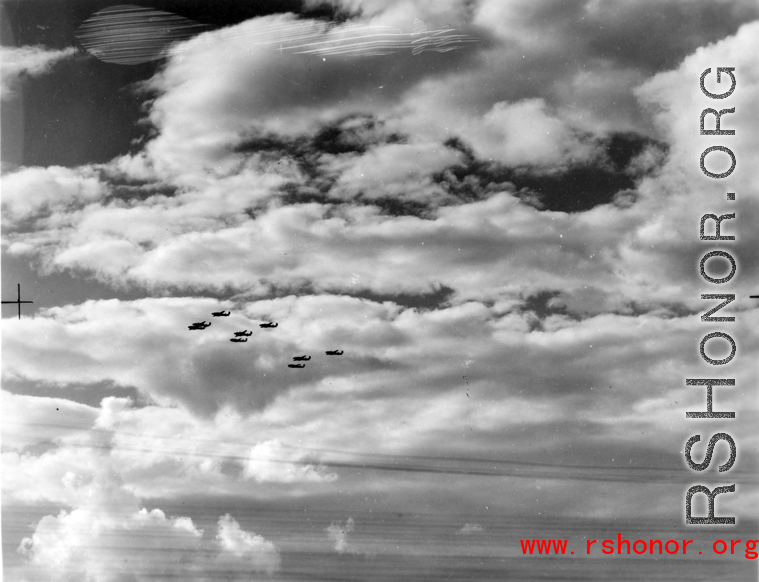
1,0 -> 329,169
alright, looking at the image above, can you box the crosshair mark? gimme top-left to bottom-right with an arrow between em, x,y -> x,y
1,283 -> 33,319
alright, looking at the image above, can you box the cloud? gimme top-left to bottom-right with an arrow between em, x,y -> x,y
1,391 -> 99,453
457,523 -> 483,534
214,514 -> 282,577
0,187 -> 682,309
244,439 -> 337,483
4,296 -> 756,484
330,141 -> 464,201
13,468 -> 280,581
1,165 -> 107,225
128,12 -> 475,182
0,45 -> 77,99
458,98 -> 600,167
629,20 -> 759,285
1,394 -> 341,505
4,11 -> 757,312
325,517 -> 356,553
4,6 -> 759,567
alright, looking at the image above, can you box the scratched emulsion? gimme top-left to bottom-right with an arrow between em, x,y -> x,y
74,5 -> 208,65
75,5 -> 477,65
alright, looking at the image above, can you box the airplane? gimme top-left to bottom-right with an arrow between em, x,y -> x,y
188,321 -> 211,330
212,310 -> 231,317
233,330 -> 252,337
292,355 -> 311,361
325,350 -> 343,355
259,322 -> 278,328
288,363 -> 305,368
230,337 -> 248,343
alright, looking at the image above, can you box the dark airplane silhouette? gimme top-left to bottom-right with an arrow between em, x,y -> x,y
233,330 -> 252,337
230,337 -> 248,343
288,363 -> 305,368
212,310 -> 231,317
292,355 -> 311,361
188,321 -> 211,330
325,350 -> 343,355
259,322 -> 278,328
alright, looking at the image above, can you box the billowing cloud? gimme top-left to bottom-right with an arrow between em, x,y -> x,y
3,4 -> 759,580
0,45 -> 77,99
458,98 -> 600,167
12,467 -> 280,581
214,514 -> 282,577
326,517 -> 356,553
244,439 -> 337,483
3,19 -> 757,310
1,165 -> 106,224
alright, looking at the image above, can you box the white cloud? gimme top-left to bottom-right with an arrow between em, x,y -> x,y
458,523 -> 483,534
1,391 -> 99,452
460,98 -> 599,167
1,165 -> 106,223
0,45 -> 77,99
330,141 -> 463,200
244,439 -> 337,483
325,517 -> 355,553
215,514 -> 281,577
4,5 -> 759,561
3,294 -> 756,520
4,14 -> 756,314
13,469 -> 280,582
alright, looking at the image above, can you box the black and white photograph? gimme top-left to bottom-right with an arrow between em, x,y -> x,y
1,0 -> 758,580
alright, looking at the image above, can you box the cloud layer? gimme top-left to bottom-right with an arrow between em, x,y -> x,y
3,1 -> 759,580
1,45 -> 77,99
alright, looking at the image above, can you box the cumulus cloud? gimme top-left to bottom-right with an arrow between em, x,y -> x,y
244,439 -> 337,483
629,20 -> 759,285
4,296 -> 756,484
131,12 -> 466,180
1,165 -> 107,224
214,514 -> 282,577
325,517 -> 356,553
4,19 -> 755,311
459,98 -> 599,167
0,45 -> 77,99
4,9 -> 755,312
0,184 -> 711,311
2,394 -> 340,506
4,6 -> 759,578
13,469 -> 280,581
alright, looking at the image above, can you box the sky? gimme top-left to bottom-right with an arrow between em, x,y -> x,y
2,0 -> 758,580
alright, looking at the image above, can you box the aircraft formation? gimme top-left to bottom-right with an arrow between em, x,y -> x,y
187,310 -> 343,369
